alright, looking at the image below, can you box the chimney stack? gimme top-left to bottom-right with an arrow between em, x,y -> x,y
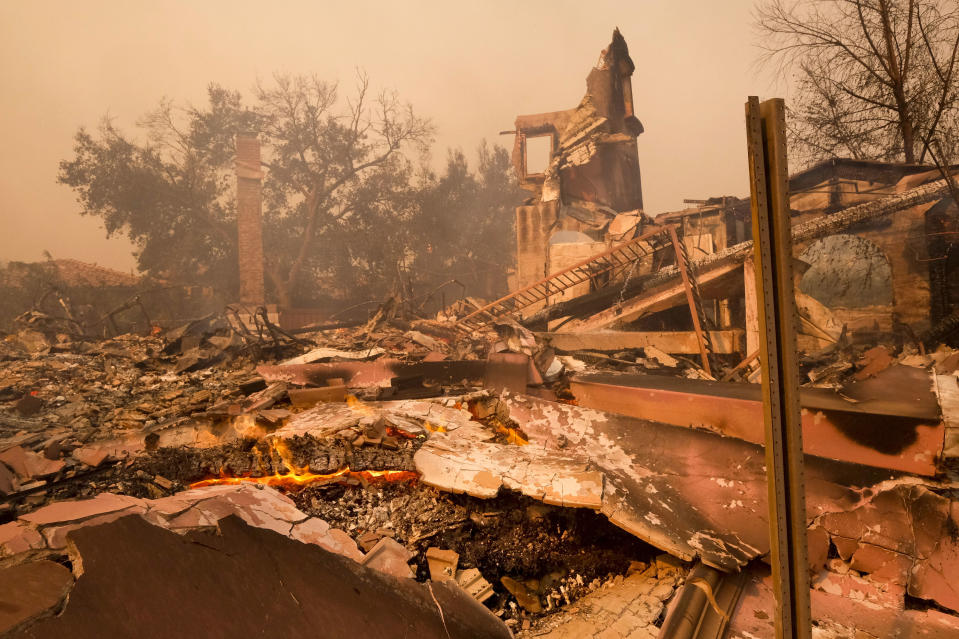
235,134 -> 266,306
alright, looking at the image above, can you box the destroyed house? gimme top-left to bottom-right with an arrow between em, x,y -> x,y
5,27 -> 959,639
647,158 -> 959,345
511,28 -> 651,298
504,31 -> 959,353
503,148 -> 959,351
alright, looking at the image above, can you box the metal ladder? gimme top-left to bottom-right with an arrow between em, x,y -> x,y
456,225 -> 672,332
668,225 -> 714,374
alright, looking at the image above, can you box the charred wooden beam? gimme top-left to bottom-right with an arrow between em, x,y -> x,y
534,330 -> 743,354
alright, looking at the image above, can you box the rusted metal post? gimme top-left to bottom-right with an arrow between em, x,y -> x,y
743,257 -> 760,355
744,96 -> 811,639
668,225 -> 712,376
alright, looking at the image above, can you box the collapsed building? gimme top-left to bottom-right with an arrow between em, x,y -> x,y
2,29 -> 959,639
511,28 -> 648,297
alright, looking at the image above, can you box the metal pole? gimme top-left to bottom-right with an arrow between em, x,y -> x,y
744,96 -> 811,639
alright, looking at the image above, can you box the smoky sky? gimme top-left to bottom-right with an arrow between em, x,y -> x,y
0,0 -> 778,272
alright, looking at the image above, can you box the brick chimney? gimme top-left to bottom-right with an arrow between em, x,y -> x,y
235,134 -> 265,306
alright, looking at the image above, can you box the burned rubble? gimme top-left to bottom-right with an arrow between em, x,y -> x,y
0,315 -> 676,635
2,27 -> 959,639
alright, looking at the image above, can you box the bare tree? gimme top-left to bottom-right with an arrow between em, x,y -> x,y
756,0 -> 959,166
256,72 -> 434,306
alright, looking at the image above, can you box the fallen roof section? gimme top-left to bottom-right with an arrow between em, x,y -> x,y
568,364 -> 944,476
11,514 -> 511,639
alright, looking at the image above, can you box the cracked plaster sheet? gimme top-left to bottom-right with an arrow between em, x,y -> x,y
810,481 -> 959,613
275,396 -> 476,441
499,395 -> 926,572
2,485 -> 362,565
414,434 -> 601,506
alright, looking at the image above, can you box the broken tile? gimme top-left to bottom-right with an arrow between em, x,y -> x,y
807,524 -> 830,572
812,569 -> 905,610
360,537 -> 414,579
0,560 -> 73,634
290,517 -> 364,562
20,492 -> 143,527
0,521 -> 46,556
71,446 -> 110,468
356,530 -> 383,553
849,544 -> 912,585
0,461 -> 19,495
425,547 -> 459,582
158,485 -> 309,536
832,536 -> 859,561
152,475 -> 174,490
909,503 -> 959,613
0,446 -> 64,480
455,568 -> 494,603
42,507 -> 145,549
501,575 -> 543,613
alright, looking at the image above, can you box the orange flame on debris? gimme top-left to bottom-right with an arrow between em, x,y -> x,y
189,467 -> 419,490
423,421 -> 447,434
346,394 -> 377,416
496,424 -> 529,446
189,435 -> 418,490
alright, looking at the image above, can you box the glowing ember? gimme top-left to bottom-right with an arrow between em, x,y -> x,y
386,425 -> 420,439
189,467 -> 419,490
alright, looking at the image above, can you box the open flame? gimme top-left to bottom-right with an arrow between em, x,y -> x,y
189,467 -> 419,490
496,424 -> 529,446
346,394 -> 377,416
189,434 -> 417,490
423,421 -> 447,434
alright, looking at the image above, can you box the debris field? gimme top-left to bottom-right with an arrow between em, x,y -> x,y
2,28 -> 959,639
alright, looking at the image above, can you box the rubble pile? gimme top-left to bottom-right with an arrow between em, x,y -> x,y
4,26 -> 959,639
2,299 -> 956,637
1,315 -> 676,634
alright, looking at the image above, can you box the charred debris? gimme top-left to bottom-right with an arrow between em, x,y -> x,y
3,29 -> 959,639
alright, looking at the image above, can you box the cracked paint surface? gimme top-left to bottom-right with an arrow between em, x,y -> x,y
409,393 -> 959,617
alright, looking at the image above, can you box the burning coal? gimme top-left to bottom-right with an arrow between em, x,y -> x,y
189,426 -> 418,490
189,467 -> 419,491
